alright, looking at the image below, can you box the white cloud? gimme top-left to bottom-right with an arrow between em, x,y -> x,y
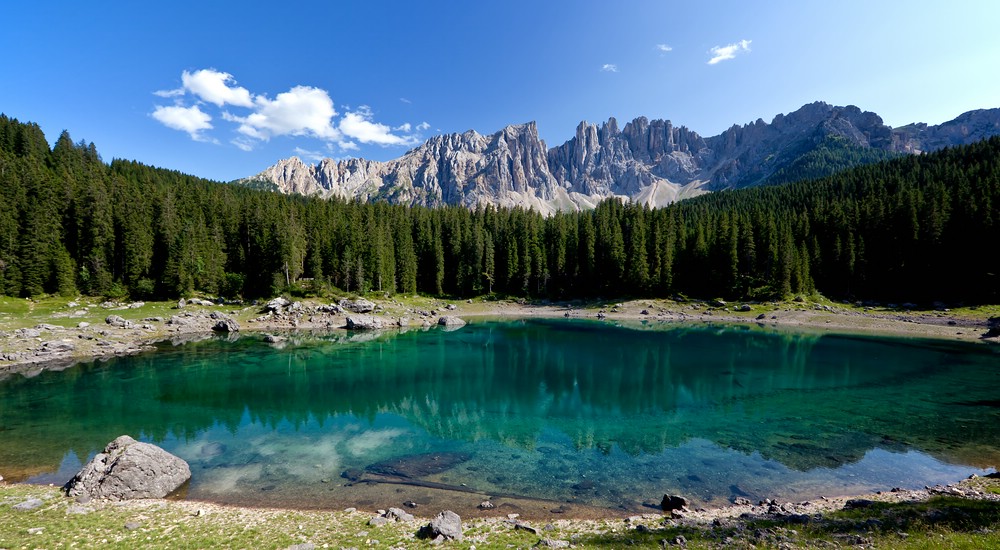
656,44 -> 673,53
181,69 -> 253,107
153,88 -> 184,98
152,69 -> 422,151
293,146 -> 327,163
151,104 -> 213,140
238,86 -> 341,141
231,138 -> 255,152
708,39 -> 751,65
601,64 -> 618,73
339,106 -> 417,146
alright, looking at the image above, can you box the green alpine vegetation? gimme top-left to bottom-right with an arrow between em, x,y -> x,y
1,113 -> 998,304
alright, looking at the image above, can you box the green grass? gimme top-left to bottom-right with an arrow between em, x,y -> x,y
5,484 -> 1000,549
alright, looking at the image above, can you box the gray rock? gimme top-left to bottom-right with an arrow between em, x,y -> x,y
418,510 -> 463,541
437,316 -> 466,328
346,315 -> 383,330
15,328 -> 42,339
65,435 -> 191,501
105,315 -> 132,329
264,297 -> 291,313
660,494 -> 688,512
284,544 -> 316,550
27,527 -> 44,535
386,507 -> 415,522
263,334 -> 285,344
78,322 -> 91,328
736,304 -> 752,312
340,298 -> 376,313
211,318 -> 240,333
368,516 -> 390,527
13,498 -> 44,511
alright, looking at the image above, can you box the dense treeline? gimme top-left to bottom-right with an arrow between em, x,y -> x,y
1,113 -> 998,304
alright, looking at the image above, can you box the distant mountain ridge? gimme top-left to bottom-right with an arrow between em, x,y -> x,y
236,102 -> 1000,213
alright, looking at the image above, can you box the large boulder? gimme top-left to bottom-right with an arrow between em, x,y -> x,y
211,318 -> 240,333
346,315 -> 384,330
65,435 -> 191,501
437,316 -> 467,328
264,297 -> 291,313
417,510 -> 464,541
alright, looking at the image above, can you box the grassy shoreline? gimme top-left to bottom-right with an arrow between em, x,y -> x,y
4,477 -> 1000,548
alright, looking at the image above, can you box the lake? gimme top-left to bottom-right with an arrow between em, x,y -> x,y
1,319 -> 998,517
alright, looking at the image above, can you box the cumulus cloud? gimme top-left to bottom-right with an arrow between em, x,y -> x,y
151,104 -> 213,140
152,69 -> 420,150
708,39 -> 751,65
416,121 -> 431,131
181,69 -> 254,107
656,44 -> 673,53
339,106 -> 417,146
601,64 -> 618,73
236,86 -> 341,140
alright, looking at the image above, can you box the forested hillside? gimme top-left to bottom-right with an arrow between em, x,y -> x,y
1,114 -> 997,304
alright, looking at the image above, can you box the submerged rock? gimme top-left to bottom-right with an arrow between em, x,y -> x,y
365,452 -> 471,478
65,435 -> 191,501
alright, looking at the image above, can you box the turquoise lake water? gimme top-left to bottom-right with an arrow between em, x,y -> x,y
1,319 -> 998,514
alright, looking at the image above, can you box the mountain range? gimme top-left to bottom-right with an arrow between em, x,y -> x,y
236,101 -> 1000,213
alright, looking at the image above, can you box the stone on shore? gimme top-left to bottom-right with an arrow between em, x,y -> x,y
211,318 -> 240,333
437,316 -> 466,328
661,494 -> 689,512
340,298 -> 376,313
346,315 -> 383,330
418,510 -> 464,541
65,435 -> 191,501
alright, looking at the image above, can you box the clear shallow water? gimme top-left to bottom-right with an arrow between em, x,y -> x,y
1,319 -> 999,514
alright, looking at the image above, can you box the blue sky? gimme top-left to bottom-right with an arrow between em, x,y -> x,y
2,1 -> 998,181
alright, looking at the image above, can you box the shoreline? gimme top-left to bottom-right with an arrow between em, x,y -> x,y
1,295 -> 996,380
3,476 -> 1000,548
1,295 -> 998,524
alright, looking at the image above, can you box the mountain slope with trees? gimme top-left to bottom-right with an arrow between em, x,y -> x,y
1,113 -> 997,304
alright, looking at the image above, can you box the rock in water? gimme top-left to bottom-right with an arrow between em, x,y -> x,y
418,510 -> 464,541
365,452 -> 471,478
65,435 -> 191,500
660,494 -> 689,512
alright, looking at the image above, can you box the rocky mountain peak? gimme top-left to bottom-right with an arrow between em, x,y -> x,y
238,102 -> 1000,212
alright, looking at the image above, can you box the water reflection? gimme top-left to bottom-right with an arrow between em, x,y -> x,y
1,320 -> 998,509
